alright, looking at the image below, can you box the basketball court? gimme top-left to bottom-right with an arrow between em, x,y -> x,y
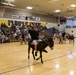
0,41 -> 76,75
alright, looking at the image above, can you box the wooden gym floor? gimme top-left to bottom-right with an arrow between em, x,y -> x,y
0,41 -> 76,75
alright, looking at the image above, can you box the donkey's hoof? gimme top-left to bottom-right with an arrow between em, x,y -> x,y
36,58 -> 39,60
35,52 -> 37,56
43,50 -> 48,53
41,61 -> 43,64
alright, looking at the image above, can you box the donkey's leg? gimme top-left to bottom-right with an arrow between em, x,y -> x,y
28,46 -> 30,59
40,51 -> 43,64
32,49 -> 35,60
73,39 -> 74,46
36,51 -> 41,60
69,39 -> 71,44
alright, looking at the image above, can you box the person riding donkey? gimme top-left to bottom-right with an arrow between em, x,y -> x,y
28,25 -> 40,56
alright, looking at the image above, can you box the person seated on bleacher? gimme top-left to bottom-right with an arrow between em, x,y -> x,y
2,34 -> 10,43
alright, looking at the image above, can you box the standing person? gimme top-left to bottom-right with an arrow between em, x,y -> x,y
62,32 -> 66,40
28,25 -> 39,56
20,29 -> 26,45
68,31 -> 75,44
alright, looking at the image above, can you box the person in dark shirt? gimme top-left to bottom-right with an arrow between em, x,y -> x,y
28,25 -> 39,56
20,29 -> 26,45
62,32 -> 66,40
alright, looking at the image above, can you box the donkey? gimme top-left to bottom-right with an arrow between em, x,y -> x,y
28,36 -> 54,63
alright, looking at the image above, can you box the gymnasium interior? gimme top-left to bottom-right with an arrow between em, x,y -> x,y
0,0 -> 76,75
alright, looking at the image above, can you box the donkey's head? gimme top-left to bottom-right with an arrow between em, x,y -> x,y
44,36 -> 54,50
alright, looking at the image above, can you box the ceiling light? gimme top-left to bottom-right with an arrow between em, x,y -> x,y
1,2 -> 9,5
1,2 -> 15,6
26,6 -> 32,9
70,4 -> 76,7
48,0 -> 58,2
9,3 -> 15,6
55,10 -> 61,13
5,0 -> 15,2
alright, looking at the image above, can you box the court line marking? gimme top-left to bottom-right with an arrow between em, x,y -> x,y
0,49 -> 72,74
